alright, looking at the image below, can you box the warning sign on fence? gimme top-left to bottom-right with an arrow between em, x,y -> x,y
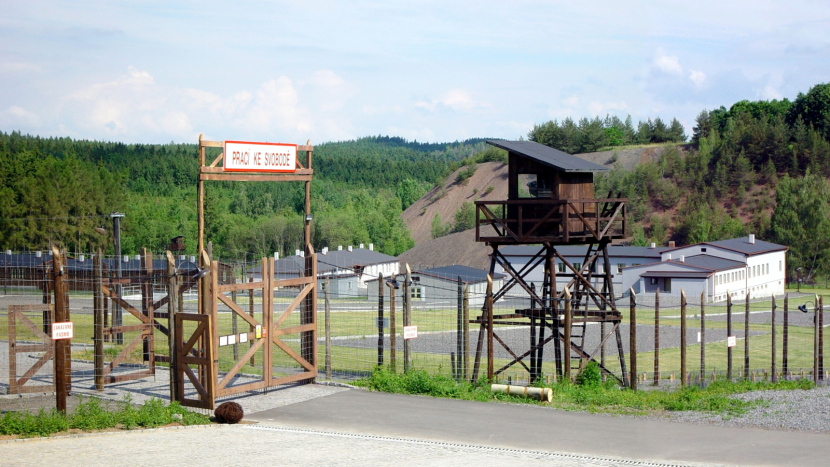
403,325 -> 418,340
727,335 -> 737,347
52,322 -> 73,340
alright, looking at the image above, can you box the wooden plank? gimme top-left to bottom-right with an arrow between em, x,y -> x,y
200,140 -> 223,148
103,324 -> 150,335
217,293 -> 260,328
14,344 -> 51,353
101,289 -> 152,325
271,323 -> 315,337
272,337 -> 315,372
182,320 -> 207,355
15,385 -> 56,394
15,349 -> 54,388
201,166 -> 314,176
9,304 -> 54,313
217,281 -> 264,293
103,331 -> 149,377
270,369 -> 317,386
216,338 -> 265,391
273,283 -> 313,329
199,173 -> 312,182
105,369 -> 154,384
208,152 -> 224,168
215,378 -> 271,398
14,311 -> 52,342
297,145 -> 314,152
274,276 -> 314,288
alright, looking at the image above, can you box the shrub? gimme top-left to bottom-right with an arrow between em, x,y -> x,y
575,361 -> 601,387
214,401 -> 244,424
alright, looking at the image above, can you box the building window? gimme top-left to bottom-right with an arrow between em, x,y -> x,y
665,278 -> 672,293
617,263 -> 626,273
701,247 -> 707,252
766,264 -> 770,274
558,263 -> 566,273
573,263 -> 582,273
411,287 -> 422,300
650,277 -> 658,285
779,261 -> 782,271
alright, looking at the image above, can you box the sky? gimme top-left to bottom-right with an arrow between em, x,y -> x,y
1,0 -> 829,145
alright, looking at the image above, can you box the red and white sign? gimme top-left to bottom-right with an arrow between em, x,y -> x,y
52,322 -> 73,340
403,325 -> 418,340
223,141 -> 297,173
727,336 -> 737,348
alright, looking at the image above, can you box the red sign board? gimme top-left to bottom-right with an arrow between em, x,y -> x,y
223,141 -> 297,173
52,322 -> 73,340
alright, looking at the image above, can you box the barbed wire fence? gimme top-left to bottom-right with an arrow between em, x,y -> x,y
2,248 -> 828,417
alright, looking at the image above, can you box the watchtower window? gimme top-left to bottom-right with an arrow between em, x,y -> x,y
518,174 -> 551,198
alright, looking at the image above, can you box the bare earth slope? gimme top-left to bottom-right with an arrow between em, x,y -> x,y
398,228 -> 489,270
401,161 -> 508,246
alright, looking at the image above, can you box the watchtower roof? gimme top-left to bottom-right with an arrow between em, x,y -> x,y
486,140 -> 608,173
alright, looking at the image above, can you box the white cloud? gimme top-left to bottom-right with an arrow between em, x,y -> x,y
653,49 -> 683,75
689,70 -> 706,87
563,95 -> 579,107
415,89 -> 489,112
310,69 -> 345,88
762,85 -> 783,100
0,106 -> 41,127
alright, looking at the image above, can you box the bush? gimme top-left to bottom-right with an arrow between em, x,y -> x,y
455,165 -> 477,185
575,361 -> 601,387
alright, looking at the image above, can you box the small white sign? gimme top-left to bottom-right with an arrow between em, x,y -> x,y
52,322 -> 73,340
403,325 -> 418,340
697,331 -> 701,343
239,333 -> 248,343
224,141 -> 297,173
219,336 -> 228,347
727,336 -> 737,348
228,334 -> 236,345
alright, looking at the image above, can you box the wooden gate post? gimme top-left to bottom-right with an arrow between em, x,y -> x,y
93,250 -> 104,391
819,296 -> 824,380
814,294 -> 820,384
52,246 -> 70,413
463,284 -> 470,382
389,280 -> 396,373
564,288 -> 572,383
456,276 -> 463,381
166,251 -> 178,400
783,293 -> 789,375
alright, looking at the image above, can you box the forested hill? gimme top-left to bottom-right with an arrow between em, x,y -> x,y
0,133 -> 489,260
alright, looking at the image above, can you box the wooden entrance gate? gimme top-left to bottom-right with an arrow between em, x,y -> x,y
7,304 -> 55,394
174,255 -> 317,408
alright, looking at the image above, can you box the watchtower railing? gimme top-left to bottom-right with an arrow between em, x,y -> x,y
475,198 -> 626,244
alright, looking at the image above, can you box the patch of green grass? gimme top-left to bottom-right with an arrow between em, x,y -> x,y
354,367 -> 815,417
0,395 -> 210,438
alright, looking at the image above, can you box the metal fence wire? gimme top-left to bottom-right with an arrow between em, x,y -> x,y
2,249 -> 828,415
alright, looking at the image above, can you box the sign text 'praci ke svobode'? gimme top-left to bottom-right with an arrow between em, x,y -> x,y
223,141 -> 297,173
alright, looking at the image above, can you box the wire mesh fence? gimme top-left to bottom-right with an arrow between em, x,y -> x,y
2,248 -> 828,416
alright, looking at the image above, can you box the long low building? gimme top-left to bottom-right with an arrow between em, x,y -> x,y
366,265 -> 505,306
492,235 -> 787,303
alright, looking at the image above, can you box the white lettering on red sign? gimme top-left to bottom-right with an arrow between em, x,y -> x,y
403,325 -> 418,340
223,141 -> 297,173
727,336 -> 737,348
52,322 -> 73,340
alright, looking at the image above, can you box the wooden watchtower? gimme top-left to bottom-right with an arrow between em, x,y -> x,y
473,140 -> 628,385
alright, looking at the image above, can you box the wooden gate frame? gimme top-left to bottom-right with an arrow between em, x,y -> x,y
7,304 -> 55,394
174,313 -> 214,409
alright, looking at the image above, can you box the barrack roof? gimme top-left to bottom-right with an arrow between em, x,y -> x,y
486,140 -> 609,173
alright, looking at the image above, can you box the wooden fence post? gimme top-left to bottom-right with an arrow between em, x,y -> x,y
744,293 -> 750,379
377,272 -> 384,368
781,293 -> 790,378
819,295 -> 824,381
486,274 -> 494,383
231,266 -> 238,362
564,288 -> 572,383
404,264 -> 412,373
325,277 -> 331,380
727,292 -> 733,381
653,288 -> 660,386
389,279 -> 396,373
94,250 -> 104,391
700,291 -> 706,379
166,251 -> 178,400
814,294 -> 819,384
628,288 -> 636,390
463,284 -> 470,382
456,276 -> 463,381
680,289 -> 687,387
771,294 -> 777,383
51,246 -> 70,413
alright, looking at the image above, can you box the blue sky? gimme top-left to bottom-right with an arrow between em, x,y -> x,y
1,1 -> 828,144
